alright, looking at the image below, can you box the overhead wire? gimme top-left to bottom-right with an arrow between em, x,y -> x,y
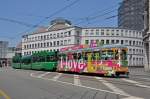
0,1 -> 121,44
11,0 -> 82,39
74,2 -> 121,25
0,17 -> 39,28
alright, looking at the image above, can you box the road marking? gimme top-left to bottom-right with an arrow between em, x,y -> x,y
30,73 -> 130,97
122,96 -> 144,99
74,75 -> 81,86
122,79 -> 140,84
0,89 -> 11,99
122,78 -> 150,89
95,77 -> 130,96
30,73 -> 144,99
37,72 -> 51,78
95,77 -> 144,99
52,73 -> 62,81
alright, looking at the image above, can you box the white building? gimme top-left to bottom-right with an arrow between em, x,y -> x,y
22,19 -> 144,67
144,0 -> 150,71
22,19 -> 82,56
81,27 -> 144,67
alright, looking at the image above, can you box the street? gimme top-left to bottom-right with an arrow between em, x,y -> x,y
0,67 -> 150,99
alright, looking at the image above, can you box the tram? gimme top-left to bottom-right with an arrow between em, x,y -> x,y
12,51 -> 58,71
58,44 -> 129,77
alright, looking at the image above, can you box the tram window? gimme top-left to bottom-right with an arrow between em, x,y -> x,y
101,50 -> 114,60
115,50 -> 119,60
121,50 -> 127,60
40,57 -> 45,62
73,53 -> 77,60
83,53 -> 88,60
46,55 -> 51,62
95,52 -> 100,60
32,57 -> 37,62
91,53 -> 96,60
77,53 -> 82,60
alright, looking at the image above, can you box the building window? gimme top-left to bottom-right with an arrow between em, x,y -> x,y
106,30 -> 109,35
121,30 -> 124,36
64,32 -> 68,37
111,30 -> 114,36
32,44 -> 34,49
133,49 -> 135,54
129,49 -> 132,53
35,37 -> 37,41
41,43 -> 43,48
77,39 -> 80,44
133,41 -> 135,46
106,40 -> 109,44
57,33 -> 59,38
50,42 -> 52,47
35,44 -> 37,48
24,45 -> 26,49
68,31 -> 71,36
129,40 -> 132,45
142,50 -> 143,54
85,40 -> 89,44
44,43 -> 46,47
90,30 -> 94,35
61,40 -> 63,45
101,29 -> 104,35
111,40 -> 114,44
53,34 -> 56,38
50,34 -> 52,39
44,35 -> 46,40
29,44 -> 31,49
61,33 -> 63,37
96,29 -> 99,35
47,35 -> 49,39
57,41 -> 59,46
53,41 -> 56,46
64,40 -> 67,45
96,39 -> 99,44
136,41 -> 138,46
136,49 -> 138,54
85,30 -> 89,35
38,43 -> 40,48
116,40 -> 119,44
125,40 -> 128,45
47,42 -> 49,47
116,30 -> 119,36
121,40 -> 124,44
101,40 -> 104,44
68,39 -> 71,44
41,36 -> 43,40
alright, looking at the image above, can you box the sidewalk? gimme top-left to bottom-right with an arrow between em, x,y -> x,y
129,67 -> 150,76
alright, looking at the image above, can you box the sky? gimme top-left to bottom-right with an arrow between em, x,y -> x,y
0,0 -> 122,47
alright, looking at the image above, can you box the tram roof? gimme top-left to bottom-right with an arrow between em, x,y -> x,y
32,51 -> 57,56
60,44 -> 127,53
21,55 -> 32,59
101,44 -> 127,49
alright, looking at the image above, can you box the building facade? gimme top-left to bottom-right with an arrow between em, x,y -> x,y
22,19 -> 144,67
118,0 -> 145,31
81,28 -> 144,67
143,0 -> 150,71
22,19 -> 82,56
0,41 -> 15,66
0,41 -> 8,58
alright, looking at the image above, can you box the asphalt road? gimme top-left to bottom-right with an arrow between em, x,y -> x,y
0,67 -> 150,99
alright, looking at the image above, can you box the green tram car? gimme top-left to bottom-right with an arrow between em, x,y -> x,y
12,51 -> 58,71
